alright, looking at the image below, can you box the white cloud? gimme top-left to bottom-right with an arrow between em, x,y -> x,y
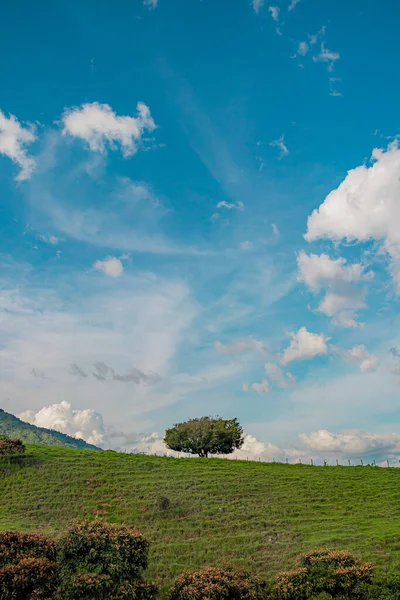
288,0 -> 300,11
216,200 -> 244,211
265,362 -> 296,388
252,0 -> 264,14
346,345 -> 379,373
93,257 -> 124,278
297,251 -> 372,327
281,327 -> 329,365
19,401 -> 108,448
270,135 -> 288,158
272,223 -> 280,236
300,429 -> 400,458
312,43 -> 340,71
243,379 -> 271,394
215,339 -> 265,355
268,6 -> 280,21
297,41 -> 309,56
39,233 -> 59,245
62,102 -> 156,157
329,77 -> 342,97
143,0 -> 158,8
0,109 -> 36,180
305,142 -> 400,292
240,240 -> 253,251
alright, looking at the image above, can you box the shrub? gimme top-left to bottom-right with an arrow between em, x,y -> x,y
157,496 -> 171,510
169,567 -> 267,600
272,549 -> 373,599
0,436 -> 26,456
0,557 -> 58,600
57,519 -> 157,599
0,530 -> 57,567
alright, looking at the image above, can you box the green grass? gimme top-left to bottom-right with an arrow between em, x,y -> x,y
2,446 -> 400,595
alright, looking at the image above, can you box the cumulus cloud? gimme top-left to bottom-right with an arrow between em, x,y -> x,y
0,109 -> 36,180
297,251 -> 373,327
281,327 -> 329,365
18,401 -> 108,447
270,135 -> 288,158
216,200 -> 244,211
268,6 -> 280,21
265,362 -> 296,388
93,257 -> 124,278
215,339 -> 265,355
62,102 -> 156,157
346,345 -> 379,373
312,43 -> 340,71
300,429 -> 400,459
242,379 -> 271,394
305,142 -> 400,291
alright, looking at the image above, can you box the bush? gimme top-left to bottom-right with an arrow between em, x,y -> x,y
0,557 -> 58,600
57,519 -> 157,599
0,530 -> 57,567
157,496 -> 171,510
272,549 -> 373,599
169,567 -> 267,600
0,436 -> 26,456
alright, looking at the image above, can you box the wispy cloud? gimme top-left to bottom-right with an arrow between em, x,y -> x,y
288,0 -> 301,11
313,43 -> 340,71
143,0 -> 158,9
269,135 -> 289,158
268,6 -> 280,21
216,200 -> 244,211
329,77 -> 342,97
252,0 -> 264,14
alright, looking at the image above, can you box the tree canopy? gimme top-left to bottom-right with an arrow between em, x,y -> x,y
164,417 -> 244,458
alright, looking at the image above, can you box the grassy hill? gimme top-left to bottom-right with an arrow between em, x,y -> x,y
0,408 -> 100,450
2,445 -> 400,595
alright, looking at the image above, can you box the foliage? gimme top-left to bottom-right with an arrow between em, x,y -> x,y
0,557 -> 59,600
164,417 -> 244,457
0,408 -> 100,450
0,435 -> 26,456
272,549 -> 373,599
0,531 -> 58,599
169,567 -> 267,600
57,519 -> 157,599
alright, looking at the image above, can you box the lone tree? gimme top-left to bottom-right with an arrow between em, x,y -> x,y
164,416 -> 244,458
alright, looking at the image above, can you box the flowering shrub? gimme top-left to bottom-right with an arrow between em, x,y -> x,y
0,557 -> 58,600
0,436 -> 26,456
272,549 -> 373,599
169,567 -> 267,600
57,519 -> 157,599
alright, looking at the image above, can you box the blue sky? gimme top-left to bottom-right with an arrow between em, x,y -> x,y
2,0 -> 400,461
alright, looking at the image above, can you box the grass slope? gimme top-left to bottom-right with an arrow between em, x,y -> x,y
0,409 -> 100,450
2,445 -> 400,595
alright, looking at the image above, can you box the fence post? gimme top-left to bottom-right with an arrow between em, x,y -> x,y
286,458 -> 288,464
387,460 -> 390,468
361,459 -> 363,466
299,458 -> 302,464
311,458 -> 313,466
336,459 -> 339,466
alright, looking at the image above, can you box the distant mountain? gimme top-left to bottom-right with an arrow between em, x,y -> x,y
0,408 -> 101,450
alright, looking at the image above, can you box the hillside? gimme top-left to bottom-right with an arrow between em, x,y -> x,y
1,446 -> 400,595
0,408 -> 100,450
